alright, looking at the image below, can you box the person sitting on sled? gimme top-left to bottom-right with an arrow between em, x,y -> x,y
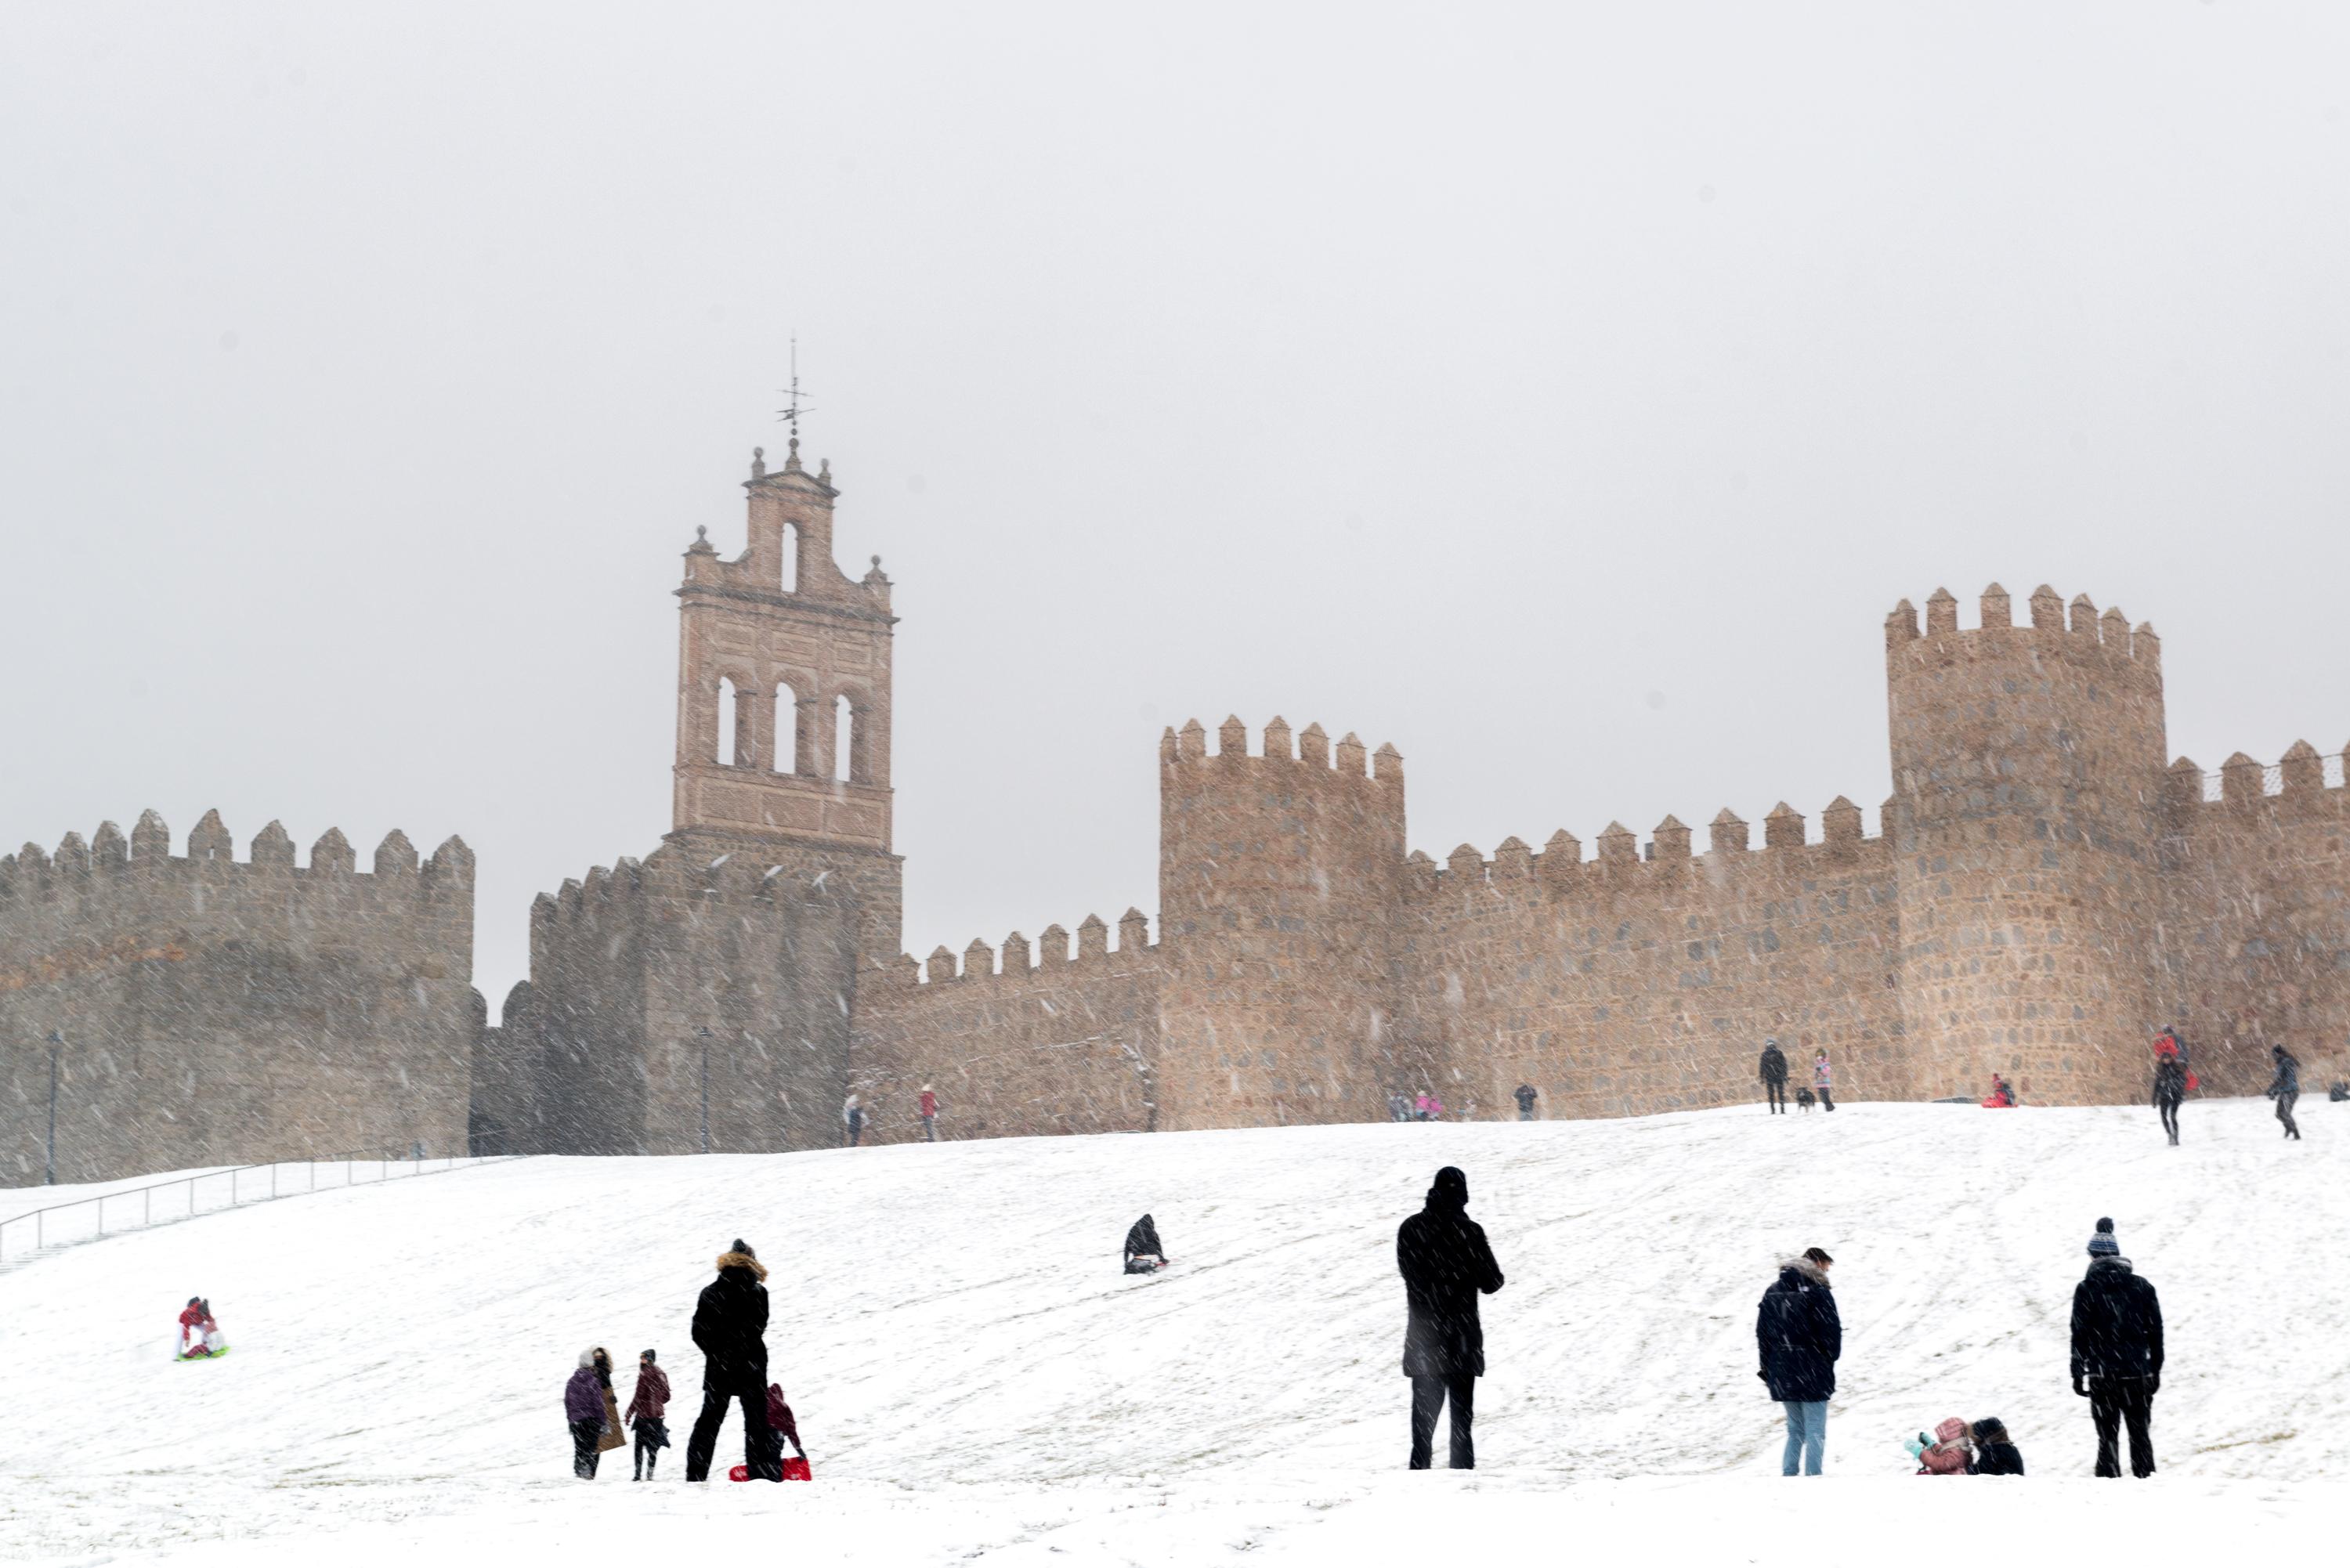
1123,1213 -> 1168,1274
1905,1417 -> 1973,1474
177,1297 -> 223,1358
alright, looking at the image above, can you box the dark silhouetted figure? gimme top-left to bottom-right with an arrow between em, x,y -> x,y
2266,1046 -> 2301,1140
2153,1053 -> 2186,1146
1971,1417 -> 2025,1476
1757,1247 -> 1841,1474
1513,1083 -> 1538,1121
1759,1039 -> 1788,1114
684,1240 -> 781,1483
1397,1165 -> 1505,1469
2071,1218 -> 2164,1478
1123,1214 -> 1166,1274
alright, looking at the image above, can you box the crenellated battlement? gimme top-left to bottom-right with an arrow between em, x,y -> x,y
887,909 -> 1160,987
2164,742 -> 2350,818
0,808 -> 472,968
1404,796 -> 1885,902
1885,583 -> 2160,685
1159,716 -> 1404,786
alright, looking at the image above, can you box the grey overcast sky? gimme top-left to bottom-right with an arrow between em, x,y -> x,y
3,2 -> 2348,1016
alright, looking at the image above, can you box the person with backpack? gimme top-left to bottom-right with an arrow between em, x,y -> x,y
1812,1051 -> 1836,1112
1757,1247 -> 1841,1475
1759,1039 -> 1788,1114
2153,1050 -> 2187,1147
626,1348 -> 671,1480
1512,1083 -> 1538,1122
2266,1046 -> 2302,1140
683,1240 -> 782,1483
1397,1165 -> 1505,1469
1982,1073 -> 2017,1108
2071,1218 -> 2164,1478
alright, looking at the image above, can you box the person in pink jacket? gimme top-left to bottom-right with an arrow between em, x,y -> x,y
1813,1051 -> 1836,1112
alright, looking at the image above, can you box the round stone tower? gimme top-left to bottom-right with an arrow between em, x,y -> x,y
1156,715 -> 1406,1129
1886,583 -> 2168,1104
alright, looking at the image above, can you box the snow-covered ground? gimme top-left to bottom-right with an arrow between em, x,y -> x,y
5,1097 -> 2344,1564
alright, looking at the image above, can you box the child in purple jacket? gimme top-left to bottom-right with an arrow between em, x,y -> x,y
566,1348 -> 609,1478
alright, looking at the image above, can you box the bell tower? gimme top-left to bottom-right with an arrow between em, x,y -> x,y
669,436 -> 902,961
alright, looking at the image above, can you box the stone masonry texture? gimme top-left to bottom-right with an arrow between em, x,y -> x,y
9,450 -> 2348,1176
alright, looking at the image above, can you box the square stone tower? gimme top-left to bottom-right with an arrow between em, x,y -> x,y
669,439 -> 902,962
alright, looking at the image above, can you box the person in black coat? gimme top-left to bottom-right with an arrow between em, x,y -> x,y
1756,1247 -> 1841,1475
2153,1053 -> 2187,1146
1123,1214 -> 1166,1274
1396,1165 -> 1505,1469
2265,1046 -> 2302,1140
1759,1039 -> 1789,1114
683,1239 -> 781,1483
1969,1416 -> 2025,1476
2070,1218 -> 2164,1478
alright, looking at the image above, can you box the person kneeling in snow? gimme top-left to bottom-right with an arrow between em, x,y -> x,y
1971,1417 -> 2025,1475
1123,1214 -> 1167,1274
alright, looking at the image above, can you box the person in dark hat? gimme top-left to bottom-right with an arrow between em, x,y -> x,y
625,1348 -> 671,1480
1396,1165 -> 1506,1469
1970,1416 -> 2025,1475
2070,1218 -> 2164,1478
683,1240 -> 781,1482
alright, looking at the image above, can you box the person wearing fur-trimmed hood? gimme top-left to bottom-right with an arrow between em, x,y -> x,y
683,1240 -> 782,1483
1757,1248 -> 1841,1476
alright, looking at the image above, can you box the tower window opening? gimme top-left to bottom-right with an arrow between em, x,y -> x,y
716,677 -> 739,767
782,522 -> 800,594
833,695 -> 855,782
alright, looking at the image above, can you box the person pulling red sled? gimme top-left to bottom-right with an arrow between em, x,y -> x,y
730,1385 -> 812,1482
175,1296 -> 228,1360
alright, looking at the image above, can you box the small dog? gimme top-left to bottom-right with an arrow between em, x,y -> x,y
1795,1087 -> 1817,1113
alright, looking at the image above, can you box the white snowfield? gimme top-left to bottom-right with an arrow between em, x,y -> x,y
5,1097 -> 2344,1565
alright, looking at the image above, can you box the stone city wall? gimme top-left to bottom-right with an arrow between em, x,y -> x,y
1394,802 -> 1907,1121
0,810 -> 475,1182
2156,746 -> 2350,1096
851,912 -> 1163,1143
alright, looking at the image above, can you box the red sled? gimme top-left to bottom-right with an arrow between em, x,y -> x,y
2186,1072 -> 2200,1092
728,1458 -> 812,1483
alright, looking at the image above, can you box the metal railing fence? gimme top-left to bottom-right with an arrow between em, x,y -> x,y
0,1147 -> 518,1266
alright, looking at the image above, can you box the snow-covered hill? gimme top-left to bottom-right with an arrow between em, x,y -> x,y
5,1097 -> 2345,1564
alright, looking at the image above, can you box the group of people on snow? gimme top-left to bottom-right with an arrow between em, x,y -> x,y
839,1084 -> 942,1147
1382,1158 -> 2166,1479
559,1240 -> 809,1483
1755,1040 -> 1835,1113
1387,1089 -> 1452,1122
1758,1024 -> 2323,1144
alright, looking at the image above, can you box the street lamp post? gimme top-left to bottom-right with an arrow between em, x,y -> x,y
44,1030 -> 62,1186
697,1027 -> 714,1154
